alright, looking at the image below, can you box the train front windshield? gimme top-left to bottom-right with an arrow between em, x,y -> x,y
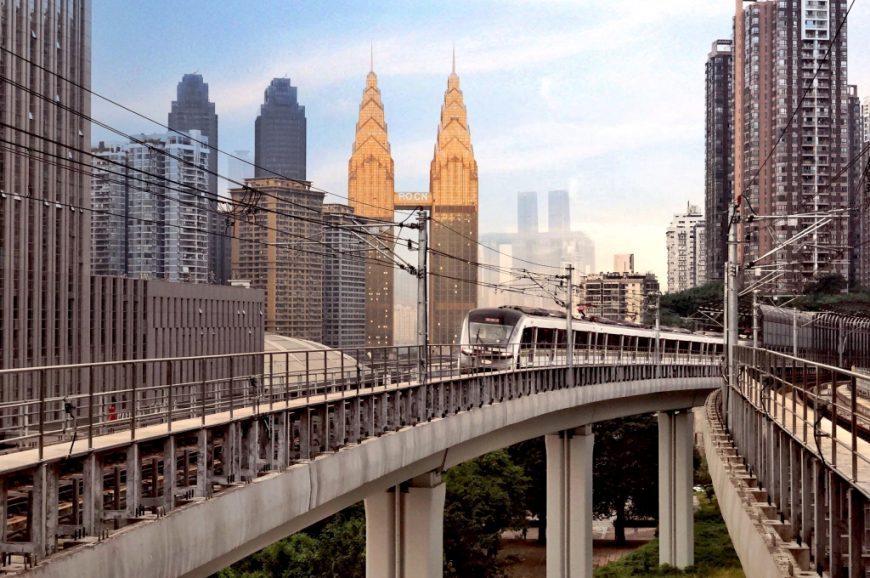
466,311 -> 519,347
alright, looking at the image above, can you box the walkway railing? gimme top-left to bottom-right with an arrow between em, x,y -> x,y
0,343 -> 720,459
726,345 -> 870,576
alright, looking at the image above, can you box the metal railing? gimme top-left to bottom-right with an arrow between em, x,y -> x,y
734,345 -> 870,493
0,342 -> 722,460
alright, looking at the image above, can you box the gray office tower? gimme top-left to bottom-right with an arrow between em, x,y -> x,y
255,78 -> 307,180
517,191 -> 538,233
548,190 -> 570,232
0,0 -> 92,369
704,40 -> 733,282
167,74 -> 229,283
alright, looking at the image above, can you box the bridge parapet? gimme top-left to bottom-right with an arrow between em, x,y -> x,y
0,343 -> 720,575
712,346 -> 870,577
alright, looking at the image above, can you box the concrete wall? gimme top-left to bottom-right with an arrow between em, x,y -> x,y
701,394 -> 789,578
26,376 -> 717,578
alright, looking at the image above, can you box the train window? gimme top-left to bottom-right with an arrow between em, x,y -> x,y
637,336 -> 650,351
573,331 -> 585,348
521,327 -> 535,346
555,329 -> 566,346
537,328 -> 555,347
607,334 -> 621,349
663,339 -> 676,354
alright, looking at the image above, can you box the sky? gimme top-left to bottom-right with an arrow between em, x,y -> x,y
91,0 -> 870,286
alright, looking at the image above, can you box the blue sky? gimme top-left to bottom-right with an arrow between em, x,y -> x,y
92,1 -> 870,284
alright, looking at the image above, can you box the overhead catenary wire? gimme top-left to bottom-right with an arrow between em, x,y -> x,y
0,44 -> 562,273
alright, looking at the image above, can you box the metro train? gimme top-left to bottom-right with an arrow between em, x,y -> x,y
459,306 -> 724,372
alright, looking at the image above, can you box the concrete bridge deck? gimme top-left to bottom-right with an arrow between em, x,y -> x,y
0,350 -> 720,578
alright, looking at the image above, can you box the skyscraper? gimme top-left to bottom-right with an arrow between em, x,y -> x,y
666,204 -> 707,292
517,191 -> 538,233
255,78 -> 307,181
548,190 -> 570,233
429,62 -> 479,345
737,0 -> 851,291
91,131 -> 212,283
168,74 -> 227,283
348,66 -> 396,346
0,0 -> 92,369
704,39 -> 733,282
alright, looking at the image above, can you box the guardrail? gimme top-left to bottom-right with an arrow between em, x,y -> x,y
734,345 -> 870,494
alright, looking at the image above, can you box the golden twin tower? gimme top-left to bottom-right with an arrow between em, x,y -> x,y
348,58 -> 479,347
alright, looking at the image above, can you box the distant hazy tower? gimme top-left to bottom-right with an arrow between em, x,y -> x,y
168,74 -> 227,283
348,64 -> 396,346
614,254 -> 635,274
255,78 -> 307,180
704,40 -> 732,282
429,58 -> 479,344
517,191 -> 538,233
548,190 -> 570,233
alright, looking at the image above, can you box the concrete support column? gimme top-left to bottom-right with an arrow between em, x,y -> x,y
545,425 -> 594,578
195,429 -> 211,498
404,472 -> 446,578
365,488 -> 397,578
82,453 -> 103,535
126,443 -> 141,517
163,436 -> 176,512
658,410 -> 694,569
364,472 -> 446,578
848,488 -> 865,578
276,412 -> 289,470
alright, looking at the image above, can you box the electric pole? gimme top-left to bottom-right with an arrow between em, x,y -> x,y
416,210 -> 429,383
726,202 -> 739,428
565,264 -> 575,387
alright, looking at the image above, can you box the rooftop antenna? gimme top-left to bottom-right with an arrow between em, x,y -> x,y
452,42 -> 456,74
370,42 -> 374,72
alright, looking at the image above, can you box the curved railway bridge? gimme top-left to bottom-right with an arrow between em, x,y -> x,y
0,339 -> 721,578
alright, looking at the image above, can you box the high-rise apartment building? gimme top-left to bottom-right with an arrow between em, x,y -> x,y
705,39 -> 733,282
91,131 -> 211,283
167,74 -> 228,284
348,67 -> 395,346
666,204 -> 707,292
847,86 -> 865,287
517,191 -> 538,233
322,204 -> 366,349
0,0 -> 92,369
579,272 -> 659,323
737,0 -> 851,292
430,64 -> 479,345
255,78 -> 306,181
230,178 -> 324,340
548,190 -> 570,233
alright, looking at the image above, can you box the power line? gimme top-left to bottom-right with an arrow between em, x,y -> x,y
0,45 -> 563,273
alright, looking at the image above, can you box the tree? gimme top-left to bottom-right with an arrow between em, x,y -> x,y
507,438 -> 547,543
216,505 -> 365,578
443,450 -> 530,577
592,415 -> 659,545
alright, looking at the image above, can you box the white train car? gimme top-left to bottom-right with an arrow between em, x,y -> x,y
459,306 -> 723,372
